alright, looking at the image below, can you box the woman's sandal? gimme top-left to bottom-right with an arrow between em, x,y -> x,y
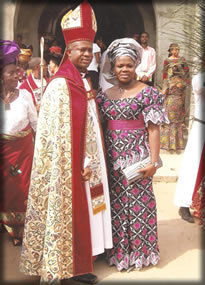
12,238 -> 22,246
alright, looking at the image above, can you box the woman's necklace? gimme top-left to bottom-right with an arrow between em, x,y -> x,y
119,87 -> 124,95
0,89 -> 18,110
118,81 -> 138,98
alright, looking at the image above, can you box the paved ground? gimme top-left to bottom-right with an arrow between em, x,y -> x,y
0,152 -> 204,284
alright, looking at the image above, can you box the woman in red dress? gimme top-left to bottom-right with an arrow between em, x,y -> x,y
0,40 -> 37,245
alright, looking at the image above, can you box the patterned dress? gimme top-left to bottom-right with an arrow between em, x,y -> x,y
160,56 -> 190,150
96,86 -> 169,271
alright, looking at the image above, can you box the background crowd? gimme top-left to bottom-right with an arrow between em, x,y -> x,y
9,31 -> 191,156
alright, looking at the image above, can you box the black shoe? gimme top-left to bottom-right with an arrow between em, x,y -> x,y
179,207 -> 195,223
71,273 -> 98,284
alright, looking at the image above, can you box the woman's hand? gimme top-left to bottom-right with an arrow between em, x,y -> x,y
81,167 -> 92,181
137,164 -> 157,178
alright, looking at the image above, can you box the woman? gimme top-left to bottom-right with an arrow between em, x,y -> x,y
160,43 -> 190,151
48,46 -> 63,77
17,48 -> 32,86
96,38 -> 169,271
0,40 -> 37,245
175,52 -> 205,225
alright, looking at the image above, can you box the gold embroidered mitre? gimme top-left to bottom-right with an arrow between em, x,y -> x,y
61,0 -> 97,45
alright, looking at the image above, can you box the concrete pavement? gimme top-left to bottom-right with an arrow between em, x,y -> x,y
153,149 -> 184,183
0,151 -> 204,284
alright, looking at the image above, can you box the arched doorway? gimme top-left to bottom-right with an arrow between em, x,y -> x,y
14,1 -> 155,55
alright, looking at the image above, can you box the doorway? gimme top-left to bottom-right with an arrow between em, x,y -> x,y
15,1 -> 155,55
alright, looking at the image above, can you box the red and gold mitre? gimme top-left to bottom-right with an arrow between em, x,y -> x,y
61,0 -> 97,45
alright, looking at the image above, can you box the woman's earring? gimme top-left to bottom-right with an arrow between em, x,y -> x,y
111,70 -> 115,77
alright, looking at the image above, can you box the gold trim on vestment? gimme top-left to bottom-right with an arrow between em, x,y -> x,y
85,95 -> 107,215
92,203 -> 106,215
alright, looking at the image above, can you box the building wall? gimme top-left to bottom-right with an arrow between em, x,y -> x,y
14,1 -> 46,56
0,0 -> 15,40
153,0 -> 198,126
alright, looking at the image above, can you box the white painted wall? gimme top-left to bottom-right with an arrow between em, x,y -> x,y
14,1 -> 46,56
0,0 -> 15,40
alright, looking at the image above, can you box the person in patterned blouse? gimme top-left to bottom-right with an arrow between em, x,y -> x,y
96,38 -> 169,272
160,43 -> 190,152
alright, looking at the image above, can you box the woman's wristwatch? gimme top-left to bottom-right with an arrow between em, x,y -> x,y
150,161 -> 160,168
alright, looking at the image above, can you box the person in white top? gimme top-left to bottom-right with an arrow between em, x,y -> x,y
135,32 -> 156,85
87,42 -> 101,90
19,57 -> 48,112
0,40 -> 37,246
174,53 -> 205,223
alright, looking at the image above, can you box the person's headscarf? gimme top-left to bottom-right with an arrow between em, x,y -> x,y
168,43 -> 179,52
19,48 -> 32,62
101,38 -> 143,85
168,43 -> 180,56
49,46 -> 62,55
0,40 -> 20,68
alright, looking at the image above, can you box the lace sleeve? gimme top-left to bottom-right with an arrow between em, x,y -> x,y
141,87 -> 169,127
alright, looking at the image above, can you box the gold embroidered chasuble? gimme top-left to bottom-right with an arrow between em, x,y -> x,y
19,75 -> 112,281
20,78 -> 74,280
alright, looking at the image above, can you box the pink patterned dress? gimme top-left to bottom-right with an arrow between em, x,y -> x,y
96,86 -> 168,271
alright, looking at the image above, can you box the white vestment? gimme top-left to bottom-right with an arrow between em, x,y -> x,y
82,77 -> 113,255
174,72 -> 205,207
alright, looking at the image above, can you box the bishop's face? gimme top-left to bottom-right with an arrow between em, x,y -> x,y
67,41 -> 93,73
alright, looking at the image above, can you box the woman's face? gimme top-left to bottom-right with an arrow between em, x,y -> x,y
48,59 -> 57,75
114,56 -> 136,84
171,47 -> 179,57
2,64 -> 19,89
18,58 -> 29,70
